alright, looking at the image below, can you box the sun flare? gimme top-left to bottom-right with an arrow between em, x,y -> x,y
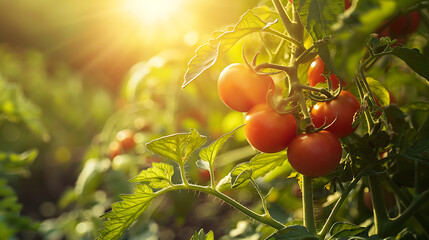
121,0 -> 183,26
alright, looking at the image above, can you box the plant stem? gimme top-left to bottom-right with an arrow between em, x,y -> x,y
210,165 -> 216,189
156,184 -> 285,230
179,163 -> 189,186
302,176 -> 317,234
265,28 -> 305,49
250,179 -> 270,218
318,165 -> 370,238
414,161 -> 421,195
389,190 -> 429,235
368,175 -> 390,235
296,84 -> 333,99
271,0 -> 293,34
383,174 -> 429,238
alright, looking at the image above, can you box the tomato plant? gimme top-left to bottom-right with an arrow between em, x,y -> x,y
311,91 -> 360,138
244,103 -> 297,153
217,63 -> 274,112
287,131 -> 342,178
90,1 -> 429,240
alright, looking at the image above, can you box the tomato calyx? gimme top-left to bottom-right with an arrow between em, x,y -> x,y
242,45 -> 284,76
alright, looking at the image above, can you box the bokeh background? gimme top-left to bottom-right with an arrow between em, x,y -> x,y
0,0 -> 267,239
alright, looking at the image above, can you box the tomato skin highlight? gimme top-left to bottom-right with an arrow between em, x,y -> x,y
287,131 -> 342,178
244,103 -> 297,153
308,57 -> 344,90
311,91 -> 360,138
218,63 -> 274,112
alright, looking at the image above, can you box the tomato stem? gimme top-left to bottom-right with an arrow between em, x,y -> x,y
179,163 -> 190,186
250,179 -> 271,219
302,176 -> 317,235
265,28 -> 305,49
318,164 -> 371,238
155,184 -> 285,230
383,174 -> 429,237
368,175 -> 390,235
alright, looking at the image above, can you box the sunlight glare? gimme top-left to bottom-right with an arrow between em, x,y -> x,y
122,0 -> 183,26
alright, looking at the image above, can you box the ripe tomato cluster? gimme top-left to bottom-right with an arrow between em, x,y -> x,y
218,60 -> 361,178
108,129 -> 136,159
218,63 -> 297,153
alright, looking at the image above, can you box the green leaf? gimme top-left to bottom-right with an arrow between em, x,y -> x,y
230,164 -> 253,188
401,101 -> 429,112
190,229 -> 214,240
294,0 -> 344,41
199,125 -> 243,169
329,222 -> 367,239
0,78 -> 49,141
367,77 -> 390,107
98,184 -> 156,240
146,129 -> 207,165
266,225 -> 318,240
74,158 -> 107,196
216,150 -> 288,191
391,47 -> 429,82
130,162 -> 174,188
250,150 -> 288,179
0,149 -> 38,175
399,131 -> 429,164
183,10 -> 269,88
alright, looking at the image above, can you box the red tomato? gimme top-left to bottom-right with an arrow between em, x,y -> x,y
198,169 -> 211,183
244,103 -> 297,153
218,63 -> 274,112
344,0 -> 351,10
390,11 -> 420,36
363,187 -> 396,211
108,141 -> 123,160
311,91 -> 360,138
308,57 -> 344,90
287,131 -> 342,178
116,129 -> 136,151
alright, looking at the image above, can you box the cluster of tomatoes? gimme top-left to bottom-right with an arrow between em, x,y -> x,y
217,58 -> 361,178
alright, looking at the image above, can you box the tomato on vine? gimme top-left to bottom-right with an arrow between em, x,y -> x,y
390,11 -> 420,36
108,141 -> 122,160
287,131 -> 342,178
116,129 -> 136,151
244,103 -> 297,153
311,91 -> 360,138
218,63 -> 274,112
308,57 -> 344,90
344,0 -> 352,10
